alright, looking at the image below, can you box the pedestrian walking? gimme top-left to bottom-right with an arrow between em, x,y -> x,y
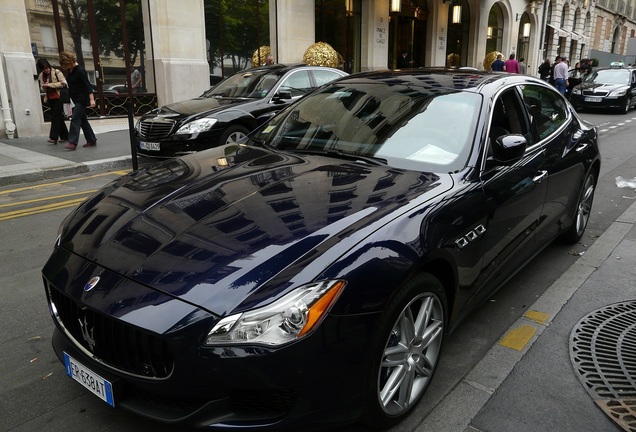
130,67 -> 142,93
538,58 -> 551,81
58,50 -> 97,151
491,54 -> 505,71
504,53 -> 520,73
37,58 -> 69,145
553,56 -> 569,95
518,57 -> 527,74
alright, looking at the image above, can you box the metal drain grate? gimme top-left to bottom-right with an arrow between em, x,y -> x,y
570,300 -> 636,432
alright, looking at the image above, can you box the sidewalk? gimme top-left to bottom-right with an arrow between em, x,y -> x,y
0,117 -> 139,186
417,199 -> 636,432
1,118 -> 634,432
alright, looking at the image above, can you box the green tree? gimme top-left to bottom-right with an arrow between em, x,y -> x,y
57,0 -> 143,68
57,0 -> 89,67
205,0 -> 269,74
91,0 -> 144,66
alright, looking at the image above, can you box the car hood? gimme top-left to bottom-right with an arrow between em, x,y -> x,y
55,145 -> 451,316
155,96 -> 256,117
578,81 -> 628,92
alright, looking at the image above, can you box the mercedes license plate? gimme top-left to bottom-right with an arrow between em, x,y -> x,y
64,352 -> 115,407
140,141 -> 160,151
584,96 -> 602,102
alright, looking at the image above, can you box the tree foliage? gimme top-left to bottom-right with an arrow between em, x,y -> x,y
57,0 -> 89,66
57,0 -> 144,67
91,0 -> 144,66
204,0 -> 269,74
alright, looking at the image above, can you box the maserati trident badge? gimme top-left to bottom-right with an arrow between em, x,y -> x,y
84,276 -> 100,292
78,316 -> 96,351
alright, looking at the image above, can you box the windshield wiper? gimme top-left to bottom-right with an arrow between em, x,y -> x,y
290,148 -> 387,166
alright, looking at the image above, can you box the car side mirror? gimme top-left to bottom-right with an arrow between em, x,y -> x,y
490,134 -> 527,165
272,90 -> 292,102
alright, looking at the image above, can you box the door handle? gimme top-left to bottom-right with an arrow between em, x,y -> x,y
575,143 -> 589,152
533,170 -> 548,183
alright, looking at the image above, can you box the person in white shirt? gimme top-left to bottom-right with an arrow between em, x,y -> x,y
553,56 -> 569,95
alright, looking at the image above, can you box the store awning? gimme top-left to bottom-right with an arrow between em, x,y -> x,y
547,23 -> 571,38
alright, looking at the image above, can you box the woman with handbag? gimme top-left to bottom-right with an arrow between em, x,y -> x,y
37,58 -> 69,144
58,51 -> 97,151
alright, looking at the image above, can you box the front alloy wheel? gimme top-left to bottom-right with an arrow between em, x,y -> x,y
378,293 -> 443,415
364,273 -> 446,428
220,125 -> 249,145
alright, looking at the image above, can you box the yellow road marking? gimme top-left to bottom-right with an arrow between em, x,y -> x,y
499,325 -> 536,351
0,198 -> 86,221
0,190 -> 96,209
524,310 -> 550,324
0,170 -> 130,196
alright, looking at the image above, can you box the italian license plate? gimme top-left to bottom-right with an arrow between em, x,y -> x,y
64,352 -> 115,407
584,96 -> 602,102
140,141 -> 160,151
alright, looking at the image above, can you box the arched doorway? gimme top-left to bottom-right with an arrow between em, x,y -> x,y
446,0 -> 470,67
388,0 -> 428,69
516,12 -> 531,66
486,3 -> 504,57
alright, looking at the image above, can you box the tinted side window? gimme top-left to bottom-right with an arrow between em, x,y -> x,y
488,88 -> 530,150
521,85 -> 567,141
279,71 -> 312,97
312,70 -> 342,86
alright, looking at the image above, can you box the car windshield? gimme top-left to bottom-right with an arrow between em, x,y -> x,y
586,69 -> 630,85
253,81 -> 482,173
203,71 -> 280,99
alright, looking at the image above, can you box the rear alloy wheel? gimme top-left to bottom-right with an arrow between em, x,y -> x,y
562,171 -> 596,243
363,273 -> 446,429
220,125 -> 249,145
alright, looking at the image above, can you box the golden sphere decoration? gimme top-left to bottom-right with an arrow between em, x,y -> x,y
483,51 -> 503,71
302,42 -> 342,68
447,53 -> 461,67
252,46 -> 271,67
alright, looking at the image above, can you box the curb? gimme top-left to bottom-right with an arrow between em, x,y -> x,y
416,199 -> 636,432
0,156 -> 133,187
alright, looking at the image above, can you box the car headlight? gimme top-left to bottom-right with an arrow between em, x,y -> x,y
609,89 -> 627,97
205,280 -> 346,347
572,87 -> 581,95
176,118 -> 218,135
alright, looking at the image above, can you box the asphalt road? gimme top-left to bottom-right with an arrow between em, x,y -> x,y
1,109 -> 634,432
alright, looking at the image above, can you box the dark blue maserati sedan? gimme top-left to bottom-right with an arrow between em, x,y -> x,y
43,69 -> 600,430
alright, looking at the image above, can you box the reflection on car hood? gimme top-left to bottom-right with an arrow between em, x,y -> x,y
156,96 -> 251,117
57,145 -> 450,316
578,82 -> 628,92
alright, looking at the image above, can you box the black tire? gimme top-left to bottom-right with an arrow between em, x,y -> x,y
617,98 -> 630,114
219,125 -> 249,145
362,273 -> 447,429
562,170 -> 596,243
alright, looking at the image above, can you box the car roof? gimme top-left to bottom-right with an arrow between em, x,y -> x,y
245,63 -> 343,74
593,66 -> 635,71
330,67 -> 539,93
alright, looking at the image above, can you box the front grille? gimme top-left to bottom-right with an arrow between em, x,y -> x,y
583,89 -> 609,97
49,286 -> 174,379
138,119 -> 177,140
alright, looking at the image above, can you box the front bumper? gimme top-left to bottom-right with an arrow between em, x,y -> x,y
47,291 -> 375,430
136,130 -> 224,158
570,94 -> 628,110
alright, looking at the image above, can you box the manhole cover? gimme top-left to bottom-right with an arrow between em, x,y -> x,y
570,301 -> 636,432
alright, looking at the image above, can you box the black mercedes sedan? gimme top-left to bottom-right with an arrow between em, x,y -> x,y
569,65 -> 636,113
135,63 -> 347,158
43,69 -> 600,431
